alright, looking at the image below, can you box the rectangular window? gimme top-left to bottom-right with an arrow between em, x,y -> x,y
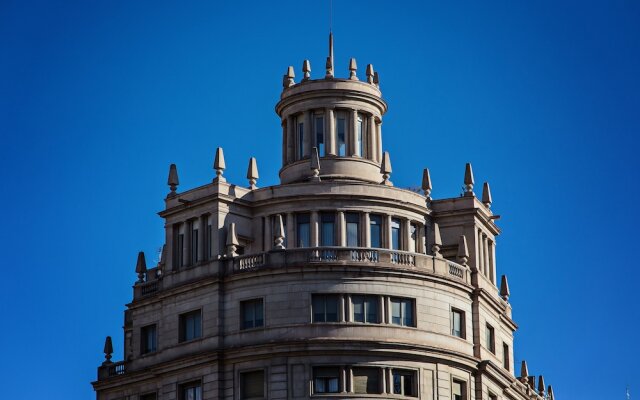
356,115 -> 363,156
241,298 -> 264,330
298,120 -> 305,159
315,115 -> 325,156
353,367 -> 380,394
240,370 -> 265,399
190,226 -> 198,265
392,369 -> 417,397
179,310 -> 202,342
346,213 -> 360,247
313,367 -> 340,394
207,222 -> 212,259
297,213 -> 310,248
312,294 -> 339,322
486,323 -> 495,353
179,381 -> 202,400
320,213 -> 335,246
391,297 -> 415,327
451,309 -> 465,338
503,342 -> 510,370
337,116 -> 346,156
370,214 -> 382,248
452,380 -> 465,400
391,218 -> 401,250
352,295 -> 379,324
140,324 -> 157,354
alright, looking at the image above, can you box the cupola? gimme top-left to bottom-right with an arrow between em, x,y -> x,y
275,33 -> 388,184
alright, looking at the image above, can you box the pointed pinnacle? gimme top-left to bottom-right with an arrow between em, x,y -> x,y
520,360 -> 529,379
380,151 -> 393,186
464,163 -> 475,195
274,214 -> 285,250
246,157 -> 259,189
433,223 -> 442,246
226,223 -> 239,246
422,168 -> 433,198
500,275 -> 510,301
366,64 -> 374,84
103,336 -> 113,358
538,375 -> 545,395
302,59 -> 311,80
167,164 -> 179,194
482,182 -> 493,207
135,251 -> 147,274
287,65 -> 295,79
349,58 -> 358,80
213,147 -> 226,183
547,385 -> 554,400
311,147 -> 321,171
373,71 -> 380,86
457,235 -> 469,264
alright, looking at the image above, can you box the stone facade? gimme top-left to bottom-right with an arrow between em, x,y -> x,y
92,35 -> 556,400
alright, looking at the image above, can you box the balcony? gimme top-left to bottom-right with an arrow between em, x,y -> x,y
233,247 -> 470,284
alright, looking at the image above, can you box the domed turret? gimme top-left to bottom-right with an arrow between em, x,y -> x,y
275,33 -> 388,184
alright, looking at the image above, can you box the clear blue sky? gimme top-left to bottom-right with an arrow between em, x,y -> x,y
1,1 -> 638,398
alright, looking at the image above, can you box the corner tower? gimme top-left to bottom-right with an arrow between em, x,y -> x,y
276,34 -> 388,184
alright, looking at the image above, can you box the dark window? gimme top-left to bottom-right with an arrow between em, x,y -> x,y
241,299 -> 264,330
240,370 -> 265,399
391,297 -> 415,327
503,342 -> 510,370
313,367 -> 340,393
452,380 -> 465,400
489,393 -> 498,400
312,294 -> 339,322
486,323 -> 495,353
392,369 -> 417,397
320,213 -> 335,246
353,367 -> 380,394
297,214 -> 310,248
140,393 -> 157,400
346,213 -> 360,247
206,222 -> 212,259
190,225 -> 198,265
369,215 -> 382,248
174,225 -> 185,268
179,381 -> 201,400
315,115 -> 325,156
298,121 -> 304,159
140,324 -> 157,354
391,218 -> 401,250
352,295 -> 379,324
451,309 -> 465,338
337,116 -> 346,156
179,310 -> 201,342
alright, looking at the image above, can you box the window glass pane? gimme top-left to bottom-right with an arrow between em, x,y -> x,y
325,295 -> 338,322
328,377 -> 339,393
403,373 -> 413,396
365,296 -> 378,323
392,300 -> 401,325
321,214 -> 335,246
352,295 -> 364,322
391,218 -> 401,250
452,311 -> 462,337
255,301 -> 264,327
315,378 -> 325,393
337,117 -> 346,156
353,368 -> 379,394
370,215 -> 382,248
314,367 -> 340,393
241,370 -> 264,399
403,300 -> 414,327
313,295 -> 326,322
315,116 -> 324,156
346,213 -> 360,247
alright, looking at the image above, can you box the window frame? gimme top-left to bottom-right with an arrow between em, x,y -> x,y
240,298 -> 265,330
369,214 -> 383,249
296,213 -> 311,248
320,212 -> 336,247
352,367 -> 382,394
178,380 -> 202,400
312,294 -> 340,323
336,111 -> 347,156
390,297 -> 416,327
312,366 -> 341,394
140,323 -> 157,355
239,369 -> 266,400
346,212 -> 360,247
392,368 -> 418,397
451,308 -> 465,339
314,113 -> 325,156
451,378 -> 466,400
502,342 -> 510,371
351,294 -> 380,324
179,309 -> 202,343
485,323 -> 495,353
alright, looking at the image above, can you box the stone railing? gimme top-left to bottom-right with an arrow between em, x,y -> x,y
231,247 -> 470,284
97,360 -> 127,380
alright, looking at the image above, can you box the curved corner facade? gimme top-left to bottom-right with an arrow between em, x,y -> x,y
92,37 -> 556,400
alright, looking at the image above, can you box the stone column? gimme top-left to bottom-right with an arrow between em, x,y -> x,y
326,108 -> 336,156
198,215 -> 207,262
477,230 -> 485,275
337,211 -> 346,246
310,211 -> 319,247
339,294 -> 346,322
287,115 -> 295,162
166,222 -> 174,271
386,214 -> 393,250
350,109 -> 358,156
340,366 -> 347,394
367,115 -> 376,161
281,119 -> 287,166
404,219 -> 412,252
304,110 -> 312,158
345,294 -> 352,322
483,236 -> 490,278
286,213 -> 295,249
376,121 -> 383,161
490,240 -> 496,284
363,212 -> 371,247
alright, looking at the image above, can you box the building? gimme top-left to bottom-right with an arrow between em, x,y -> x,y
92,34 -> 556,400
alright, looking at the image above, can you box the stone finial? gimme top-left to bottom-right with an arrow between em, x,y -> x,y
325,32 -> 334,78
527,376 -> 535,390
538,375 -> 545,396
457,235 -> 469,265
432,223 -> 442,257
373,71 -> 380,87
135,251 -> 147,284
380,151 -> 393,186
213,147 -> 226,183
349,58 -> 358,80
520,360 -> 529,380
310,147 -> 321,182
274,214 -> 285,250
547,385 -> 554,400
246,157 -> 259,189
302,60 -> 311,81
366,64 -> 374,84
226,223 -> 239,258
500,275 -> 510,301
422,168 -> 433,200
103,336 -> 113,365
167,164 -> 179,197
482,182 -> 492,208
463,162 -> 474,196
283,66 -> 295,88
